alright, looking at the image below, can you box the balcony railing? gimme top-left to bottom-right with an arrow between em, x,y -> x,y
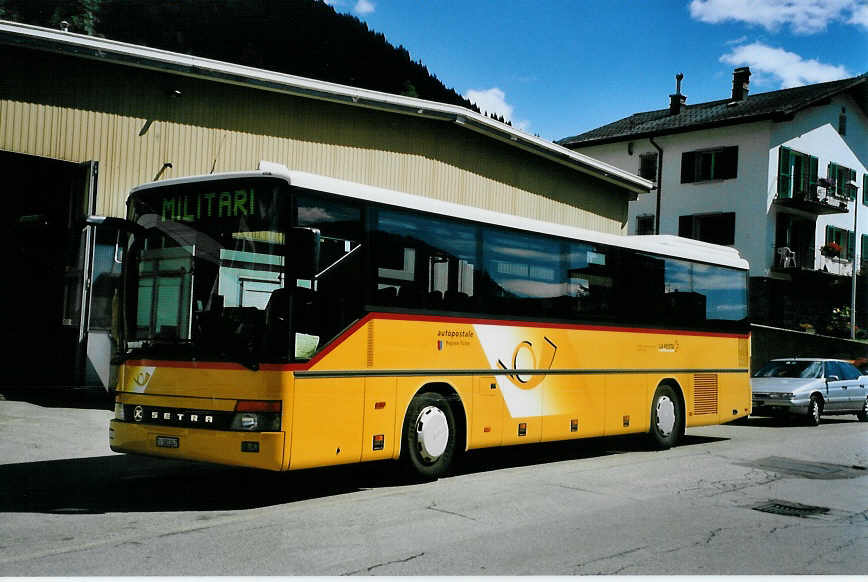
774,187 -> 849,215
774,245 -> 857,276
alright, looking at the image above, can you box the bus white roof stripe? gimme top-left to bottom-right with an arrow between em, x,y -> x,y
133,166 -> 748,270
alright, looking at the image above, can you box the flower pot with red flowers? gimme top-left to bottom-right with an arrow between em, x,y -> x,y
820,242 -> 842,258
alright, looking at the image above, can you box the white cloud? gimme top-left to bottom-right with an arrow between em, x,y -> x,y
354,0 -> 375,15
720,42 -> 852,87
466,88 -> 513,119
464,87 -> 531,131
689,0 -> 867,34
850,2 -> 868,26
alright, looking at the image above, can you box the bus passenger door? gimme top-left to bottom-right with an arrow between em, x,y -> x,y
289,376 -> 364,470
471,376 -> 503,448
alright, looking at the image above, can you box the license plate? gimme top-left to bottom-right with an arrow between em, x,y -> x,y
156,436 -> 179,448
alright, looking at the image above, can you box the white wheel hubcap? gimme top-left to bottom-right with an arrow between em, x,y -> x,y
416,406 -> 449,462
655,395 -> 676,437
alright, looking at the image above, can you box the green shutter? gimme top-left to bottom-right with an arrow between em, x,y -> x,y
681,152 -> 695,183
848,230 -> 856,261
849,168 -> 857,200
777,146 -> 792,198
863,174 -> 868,206
808,156 -> 819,198
826,224 -> 834,244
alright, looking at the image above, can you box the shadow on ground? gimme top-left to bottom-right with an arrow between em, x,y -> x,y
0,387 -> 113,411
734,415 -> 858,428
0,433 -> 726,515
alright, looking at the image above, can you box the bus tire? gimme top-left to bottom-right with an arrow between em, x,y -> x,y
400,391 -> 457,481
648,384 -> 681,450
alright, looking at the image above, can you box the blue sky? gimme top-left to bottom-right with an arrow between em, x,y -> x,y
325,0 -> 868,141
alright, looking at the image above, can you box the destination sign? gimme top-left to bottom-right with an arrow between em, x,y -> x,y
159,189 -> 257,223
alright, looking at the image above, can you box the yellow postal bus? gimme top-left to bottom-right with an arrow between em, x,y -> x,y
102,163 -> 751,479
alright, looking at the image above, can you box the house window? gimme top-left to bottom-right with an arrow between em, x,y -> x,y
828,163 -> 857,200
862,234 -> 868,268
825,225 -> 855,261
636,215 -> 655,235
681,146 -> 738,183
777,146 -> 818,200
638,153 -> 658,182
678,213 -> 735,246
864,174 -> 868,206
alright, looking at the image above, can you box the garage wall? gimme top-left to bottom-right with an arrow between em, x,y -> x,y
1,47 -> 629,233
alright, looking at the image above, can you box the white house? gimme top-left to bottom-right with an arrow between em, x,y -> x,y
560,69 -> 868,333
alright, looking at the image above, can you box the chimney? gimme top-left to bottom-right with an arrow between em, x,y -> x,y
669,73 -> 686,115
731,67 -> 751,101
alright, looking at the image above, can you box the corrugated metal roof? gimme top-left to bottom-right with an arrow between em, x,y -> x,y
0,20 -> 652,194
559,74 -> 868,147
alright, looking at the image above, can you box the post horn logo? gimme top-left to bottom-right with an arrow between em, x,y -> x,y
497,336 -> 557,389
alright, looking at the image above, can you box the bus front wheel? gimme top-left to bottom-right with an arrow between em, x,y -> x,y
400,392 -> 457,481
648,384 -> 681,450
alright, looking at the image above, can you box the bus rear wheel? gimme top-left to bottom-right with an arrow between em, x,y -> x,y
400,392 -> 457,481
648,384 -> 681,450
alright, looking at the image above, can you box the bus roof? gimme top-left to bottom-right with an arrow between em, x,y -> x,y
131,164 -> 749,270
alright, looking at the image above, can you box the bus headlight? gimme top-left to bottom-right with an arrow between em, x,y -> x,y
114,401 -> 125,421
230,400 -> 282,432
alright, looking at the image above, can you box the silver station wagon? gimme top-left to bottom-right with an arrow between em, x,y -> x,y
751,358 -> 868,425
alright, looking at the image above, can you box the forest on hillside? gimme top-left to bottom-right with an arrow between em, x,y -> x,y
0,0 -> 483,113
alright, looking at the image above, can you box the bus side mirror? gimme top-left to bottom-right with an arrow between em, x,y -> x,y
289,227 -> 321,281
85,215 -> 146,237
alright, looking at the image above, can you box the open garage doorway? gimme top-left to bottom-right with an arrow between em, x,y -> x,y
0,150 -> 100,389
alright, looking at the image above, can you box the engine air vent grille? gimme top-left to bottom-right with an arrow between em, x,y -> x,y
693,373 -> 719,415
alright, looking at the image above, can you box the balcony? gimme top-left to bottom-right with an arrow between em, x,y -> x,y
773,186 -> 849,215
773,245 -> 856,277
773,245 -> 815,271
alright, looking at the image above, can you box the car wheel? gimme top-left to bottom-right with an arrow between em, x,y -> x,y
806,394 -> 822,426
857,398 -> 868,422
648,384 -> 681,449
400,392 -> 457,481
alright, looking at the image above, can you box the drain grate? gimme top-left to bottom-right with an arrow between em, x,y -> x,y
753,500 -> 830,518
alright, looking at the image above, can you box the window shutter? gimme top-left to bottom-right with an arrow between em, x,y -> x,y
777,147 -> 792,198
849,168 -> 857,200
848,230 -> 856,261
679,215 -> 693,238
825,224 -> 834,244
720,146 -> 738,179
681,152 -> 695,183
808,156 -> 819,197
863,174 -> 868,206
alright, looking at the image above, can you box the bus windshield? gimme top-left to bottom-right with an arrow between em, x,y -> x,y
126,177 -> 293,367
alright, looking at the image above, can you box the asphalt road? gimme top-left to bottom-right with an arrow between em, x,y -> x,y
1,388 -> 866,576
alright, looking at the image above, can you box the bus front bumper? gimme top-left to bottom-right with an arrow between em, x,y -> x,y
109,419 -> 286,471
